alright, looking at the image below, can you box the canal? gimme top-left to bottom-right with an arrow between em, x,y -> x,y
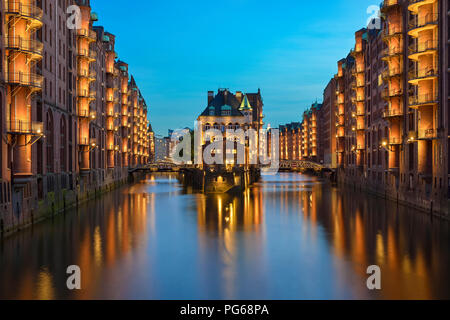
0,173 -> 448,299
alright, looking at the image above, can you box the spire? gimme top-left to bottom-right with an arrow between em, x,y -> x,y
239,94 -> 253,110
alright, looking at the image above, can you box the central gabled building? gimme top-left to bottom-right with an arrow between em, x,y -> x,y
196,89 -> 264,168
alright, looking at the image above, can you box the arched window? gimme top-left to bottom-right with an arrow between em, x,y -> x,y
60,116 -> 66,172
46,111 -> 54,172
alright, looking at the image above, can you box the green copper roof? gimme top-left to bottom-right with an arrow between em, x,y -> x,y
239,95 -> 252,110
102,35 -> 110,42
91,12 -> 99,21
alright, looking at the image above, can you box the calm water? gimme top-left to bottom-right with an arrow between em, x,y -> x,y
0,173 -> 449,300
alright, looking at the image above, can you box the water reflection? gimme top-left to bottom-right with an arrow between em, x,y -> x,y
0,173 -> 448,299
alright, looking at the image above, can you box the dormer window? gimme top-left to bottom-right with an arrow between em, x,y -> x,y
209,106 -> 215,116
221,105 -> 232,116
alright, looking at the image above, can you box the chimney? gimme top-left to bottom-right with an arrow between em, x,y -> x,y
236,91 -> 242,102
208,91 -> 214,105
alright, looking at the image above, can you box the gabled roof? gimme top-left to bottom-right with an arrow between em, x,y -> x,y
199,89 -> 245,117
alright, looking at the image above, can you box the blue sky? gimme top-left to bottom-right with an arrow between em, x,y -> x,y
91,0 -> 378,136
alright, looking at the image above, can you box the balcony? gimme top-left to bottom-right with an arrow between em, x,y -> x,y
408,67 -> 438,84
382,46 -> 403,60
106,68 -> 119,77
336,121 -> 345,128
408,0 -> 438,14
409,93 -> 438,108
4,1 -> 43,29
78,109 -> 96,120
78,68 -> 96,81
389,137 -> 402,145
355,95 -> 365,102
6,120 -> 43,135
355,80 -> 365,88
4,37 -> 43,59
78,48 -> 97,61
381,67 -> 403,80
78,89 -> 96,100
382,89 -> 403,100
352,66 -> 365,75
408,40 -> 438,60
382,25 -> 403,40
417,128 -> 437,140
381,0 -> 400,12
77,28 -> 97,42
383,108 -> 403,119
79,138 -> 97,146
5,72 -> 43,90
408,14 -> 438,37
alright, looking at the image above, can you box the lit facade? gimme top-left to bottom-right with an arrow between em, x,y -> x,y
328,0 -> 449,217
196,89 -> 264,168
279,122 -> 302,161
0,0 -> 154,234
301,102 -> 322,162
321,78 -> 337,167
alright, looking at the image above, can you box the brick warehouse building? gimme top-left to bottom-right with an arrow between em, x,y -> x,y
0,0 -> 154,234
328,0 -> 449,217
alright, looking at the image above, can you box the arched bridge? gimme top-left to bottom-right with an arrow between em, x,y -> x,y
279,160 -> 326,171
129,160 -> 191,173
130,160 -> 327,173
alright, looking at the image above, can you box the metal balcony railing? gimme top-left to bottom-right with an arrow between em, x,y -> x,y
383,108 -> 403,118
409,67 -> 437,80
382,67 -> 402,79
78,48 -> 97,60
78,68 -> 97,79
79,138 -> 97,146
382,46 -> 402,58
353,66 -> 365,74
409,40 -> 438,55
4,1 -> 43,22
409,13 -> 438,31
76,28 -> 97,41
381,0 -> 399,10
4,37 -> 43,56
78,89 -> 96,100
382,89 -> 403,99
389,137 -> 402,145
78,109 -> 96,119
5,72 -> 43,88
6,120 -> 43,135
409,93 -> 437,107
382,25 -> 402,38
